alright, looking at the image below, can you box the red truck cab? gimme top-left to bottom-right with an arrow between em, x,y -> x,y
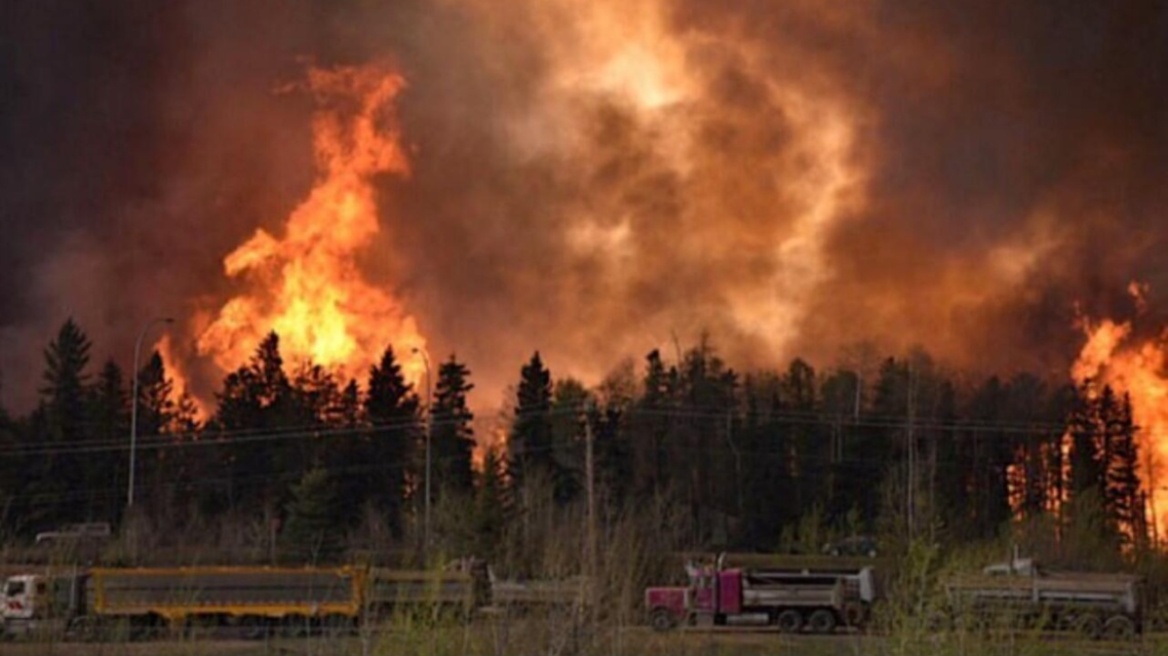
645,563 -> 728,630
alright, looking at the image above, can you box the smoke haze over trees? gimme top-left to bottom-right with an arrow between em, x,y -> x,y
2,1 -> 1167,415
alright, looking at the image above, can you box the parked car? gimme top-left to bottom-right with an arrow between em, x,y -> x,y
822,536 -> 878,558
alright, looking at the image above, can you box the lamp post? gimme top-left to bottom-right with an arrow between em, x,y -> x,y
412,347 -> 432,550
128,317 -> 174,511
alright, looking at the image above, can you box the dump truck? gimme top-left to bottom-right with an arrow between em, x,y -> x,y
3,566 -> 362,639
943,558 -> 1143,640
646,559 -> 877,633
1,559 -> 574,639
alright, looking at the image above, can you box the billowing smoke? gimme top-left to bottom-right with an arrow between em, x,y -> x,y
2,0 -> 1166,413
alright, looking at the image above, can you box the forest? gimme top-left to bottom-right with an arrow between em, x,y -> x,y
0,318 -> 1149,572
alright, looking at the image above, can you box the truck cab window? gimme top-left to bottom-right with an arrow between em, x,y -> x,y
6,580 -> 25,596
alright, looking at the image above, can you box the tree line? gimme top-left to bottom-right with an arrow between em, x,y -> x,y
0,320 -> 1150,567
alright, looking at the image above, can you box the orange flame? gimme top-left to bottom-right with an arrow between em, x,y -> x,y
156,333 -> 209,422
196,63 -> 427,386
1070,287 -> 1168,539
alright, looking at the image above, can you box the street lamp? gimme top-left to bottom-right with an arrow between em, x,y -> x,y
412,347 -> 432,550
128,317 -> 174,511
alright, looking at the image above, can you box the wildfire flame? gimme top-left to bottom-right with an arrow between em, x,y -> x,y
156,333 -> 209,421
196,63 -> 427,387
1070,285 -> 1168,538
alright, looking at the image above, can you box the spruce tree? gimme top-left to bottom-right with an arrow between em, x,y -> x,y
0,403 -> 21,536
364,346 -> 419,539
281,467 -> 343,564
507,352 -> 555,498
35,319 -> 94,525
41,318 -> 93,442
135,351 -> 175,439
963,375 -> 1013,539
631,349 -> 677,498
474,446 -> 508,561
328,379 -> 367,523
1105,391 -> 1144,547
431,356 -> 476,499
213,332 -> 294,511
783,359 -> 824,515
1067,383 -> 1105,501
590,401 -> 631,512
675,338 -> 738,541
88,360 -> 128,523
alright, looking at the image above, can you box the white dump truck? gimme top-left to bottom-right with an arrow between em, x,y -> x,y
944,558 -> 1143,640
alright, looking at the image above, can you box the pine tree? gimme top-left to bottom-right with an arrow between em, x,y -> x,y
34,319 -> 94,525
631,349 -> 677,498
783,359 -> 825,515
674,337 -> 738,542
286,362 -> 342,475
41,319 -> 93,443
739,375 -> 784,548
431,356 -> 476,499
135,351 -> 175,439
508,352 -> 555,496
548,378 -> 589,504
962,376 -> 1013,539
88,360 -> 129,523
1104,390 -> 1144,547
590,401 -> 632,512
1068,382 -> 1105,501
364,346 -> 420,539
0,403 -> 22,536
473,446 -> 508,561
327,379 -> 367,523
281,467 -> 343,564
213,332 -> 294,511
335,379 -> 362,428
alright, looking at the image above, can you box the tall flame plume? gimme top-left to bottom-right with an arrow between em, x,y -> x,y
196,63 -> 426,387
1070,283 -> 1168,539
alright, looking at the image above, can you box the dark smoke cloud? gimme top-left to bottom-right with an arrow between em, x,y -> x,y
2,0 -> 1167,413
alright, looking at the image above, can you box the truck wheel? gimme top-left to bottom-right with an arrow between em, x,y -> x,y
1075,613 -> 1103,640
775,609 -> 803,633
1103,615 -> 1136,641
649,608 -> 676,632
808,609 -> 837,634
843,603 -> 867,628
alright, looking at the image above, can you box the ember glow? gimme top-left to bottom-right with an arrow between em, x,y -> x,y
194,64 -> 427,385
1070,289 -> 1168,537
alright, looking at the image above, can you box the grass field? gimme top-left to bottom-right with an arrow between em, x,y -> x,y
3,625 -> 1166,656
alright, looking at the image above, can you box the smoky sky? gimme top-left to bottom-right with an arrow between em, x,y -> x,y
2,0 -> 1167,413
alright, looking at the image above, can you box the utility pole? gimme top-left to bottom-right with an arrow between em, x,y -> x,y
412,348 -> 432,552
585,408 -> 596,580
906,360 -> 916,540
584,406 -> 597,618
